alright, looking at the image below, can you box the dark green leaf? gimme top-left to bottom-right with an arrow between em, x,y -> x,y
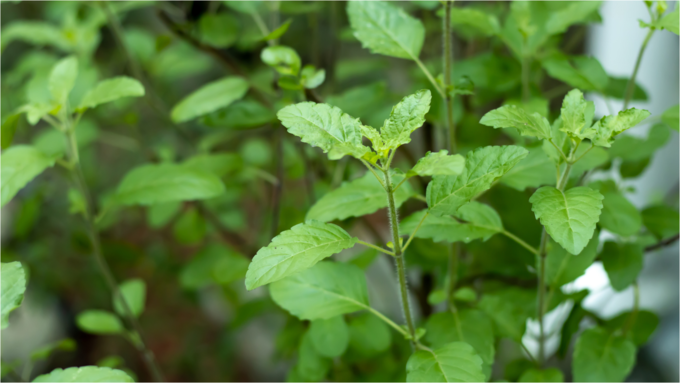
309,316 -> 349,358
546,234 -> 599,287
605,310 -> 659,346
572,327 -> 635,382
642,205 -> 679,240
348,312 -> 391,357
519,368 -> 564,382
599,192 -> 642,237
600,241 -> 643,291
199,13 -> 239,48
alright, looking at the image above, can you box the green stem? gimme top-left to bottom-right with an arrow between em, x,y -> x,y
502,230 -> 539,255
413,56 -> 445,98
522,54 -> 531,103
443,0 -> 456,153
445,243 -> 459,309
357,240 -> 395,257
623,281 -> 640,336
366,307 -> 409,337
623,28 -> 654,110
402,211 -> 429,253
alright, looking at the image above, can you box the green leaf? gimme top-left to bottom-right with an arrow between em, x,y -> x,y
348,312 -> 391,357
170,76 -> 249,123
605,310 -> 659,346
113,279 -> 146,318
642,205 -> 679,240
263,19 -> 292,41
246,221 -> 357,290
1,113 -> 21,149
546,234 -> 599,288
277,75 -> 302,90
306,171 -> 414,222
30,339 -> 76,362
147,201 -> 181,228
277,102 -> 369,160
76,310 -> 124,335
1,21 -> 68,52
78,77 -> 144,111
381,89 -> 432,148
111,163 -> 225,206
296,330 -> 332,381
180,244 -> 249,289
661,104 -> 679,131
449,7 -> 500,37
604,77 -> 648,100
479,105 -> 551,140
408,150 -> 465,177
347,1 -> 425,60
309,316 -> 349,358
199,13 -> 239,48
269,261 -> 369,320
542,56 -> 609,91
609,123 -> 670,162
427,145 -> 528,216
406,342 -> 486,382
479,287 -> 535,341
500,146 -> 556,191
600,241 -> 643,291
1,145 -> 56,207
657,7 -> 679,35
401,202 -> 503,243
48,56 -> 78,105
261,45 -> 301,76
224,1 -> 265,14
182,153 -> 243,177
201,100 -> 276,130
569,146 -> 609,179
559,89 -> 595,139
545,1 -> 602,34
1,262 -> 27,329
572,327 -> 636,382
454,287 -> 477,302
529,186 -> 604,255
300,65 -> 326,89
599,192 -> 642,237
590,108 -> 651,148
519,368 -> 564,382
33,366 -> 134,383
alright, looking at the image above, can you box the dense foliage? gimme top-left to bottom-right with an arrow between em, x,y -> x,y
1,1 -> 679,382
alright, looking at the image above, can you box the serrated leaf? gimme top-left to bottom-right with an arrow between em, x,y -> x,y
171,76 -> 249,123
599,192 -> 642,237
600,241 -> 643,291
261,45 -> 301,76
661,104 -> 679,131
348,312 -> 391,357
277,102 -> 369,160
406,342 -> 486,382
401,202 -> 503,243
500,146 -> 556,191
409,150 -> 465,177
347,1 -> 425,60
605,310 -> 659,346
306,171 -> 414,222
427,145 -> 528,216
1,145 -> 56,207
519,368 -> 564,382
590,108 -> 651,147
78,77 -> 144,111
381,89 -> 432,148
111,163 -> 225,206
642,205 -> 679,240
269,261 -> 369,320
542,56 -> 609,91
48,56 -> 78,105
480,105 -> 551,140
529,186 -> 604,255
246,221 -> 357,290
309,316 -> 349,358
113,279 -> 145,318
32,366 -> 134,383
657,7 -> 679,35
546,234 -> 599,288
76,310 -> 124,335
572,327 -> 635,382
1,262 -> 27,329
559,89 -> 595,139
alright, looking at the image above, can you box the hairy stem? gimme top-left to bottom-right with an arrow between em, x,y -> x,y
623,28 -> 654,110
357,240 -> 395,256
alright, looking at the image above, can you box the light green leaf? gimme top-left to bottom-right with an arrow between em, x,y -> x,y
546,234 -> 599,288
1,262 -> 27,329
263,19 -> 292,41
277,102 -> 369,160
224,1 -> 265,14
454,287 -> 477,302
309,316 -> 349,358
449,7 -> 501,36
306,171 -> 414,222
500,146 -> 556,191
171,76 -> 249,123
406,342 -> 486,382
573,327 -> 635,382
530,186 -> 604,255
180,244 -> 249,289
661,104 -> 679,131
201,100 -> 276,130
559,89 -> 595,139
599,192 -> 642,237
76,310 -> 124,335
199,13 -> 239,48
657,7 -> 679,35
246,221 -> 357,290
1,21 -> 68,52
569,146 -> 609,180
182,153 -> 243,177
642,205 -> 679,240
605,310 -> 659,346
347,1 -> 425,60
1,145 -> 56,207
480,105 -> 551,140
600,242 -> 643,291
111,163 -> 225,206
427,145 -> 528,216
33,366 -> 134,383
479,287 -> 535,341
261,45 -> 301,76
147,201 -> 181,228
381,89 -> 432,148
300,65 -> 326,89
604,77 -> 648,101
542,56 -> 609,91
545,1 -> 602,35
269,261 -> 369,320
401,202 -> 503,243
348,312 -> 391,357
78,77 -> 144,111
408,150 -> 465,177
590,108 -> 651,147
113,279 -> 145,318
1,113 -> 21,149
48,56 -> 78,105
519,368 -> 564,382
18,103 -> 54,126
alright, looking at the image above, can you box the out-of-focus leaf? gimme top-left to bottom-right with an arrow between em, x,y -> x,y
76,310 -> 124,335
171,76 -> 249,123
309,316 -> 349,358
199,13 -> 239,48
1,262 -> 27,329
1,145 -> 56,207
642,205 -> 679,240
572,327 -> 635,382
546,234 -> 599,287
32,366 -> 133,382
78,77 -> 144,111
599,192 -> 642,237
500,146 -> 556,191
261,45 -> 301,76
113,279 -> 146,318
600,241 -> 643,291
201,100 -> 276,130
661,104 -> 679,131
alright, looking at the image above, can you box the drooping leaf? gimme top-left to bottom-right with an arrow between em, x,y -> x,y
113,279 -> 146,318
78,77 -> 144,111
277,102 -> 369,159
1,145 -> 56,207
519,368 -> 564,382
381,89 -> 432,148
199,13 -> 239,48
427,145 -> 528,216
600,241 -> 643,291
263,19 -> 292,41
296,330 -> 332,381
406,342 -> 486,382
246,221 -> 357,290
642,205 -> 679,240
529,186 -> 604,255
661,104 -> 679,131
309,316 -> 349,358
76,310 -> 124,335
32,366 -> 134,383
546,234 -> 599,288
111,163 -> 225,206
605,310 -> 659,346
269,261 -> 369,320
306,171 -> 414,222
347,1 -> 425,60
479,287 -> 535,341
401,202 -> 503,243
261,45 -> 301,76
572,327 -> 636,382
408,150 -> 465,177
599,192 -> 642,237
479,105 -> 551,140
171,76 -> 249,123
181,244 -> 249,289
500,146 -> 556,191
1,262 -> 27,329
348,312 -> 392,357
657,7 -> 679,35
48,56 -> 78,105
542,56 -> 609,91
590,108 -> 651,148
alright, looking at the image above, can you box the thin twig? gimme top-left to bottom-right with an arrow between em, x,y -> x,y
645,234 -> 679,252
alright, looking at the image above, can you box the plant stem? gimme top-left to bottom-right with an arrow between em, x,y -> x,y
383,169 -> 417,348
443,0 -> 456,153
64,122 -> 165,382
623,28 -> 654,110
366,307 -> 410,337
623,281 -> 640,335
445,243 -> 459,309
502,230 -> 539,255
413,56 -> 445,98
522,54 -> 531,103
402,212 -> 429,253
356,240 -> 395,256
